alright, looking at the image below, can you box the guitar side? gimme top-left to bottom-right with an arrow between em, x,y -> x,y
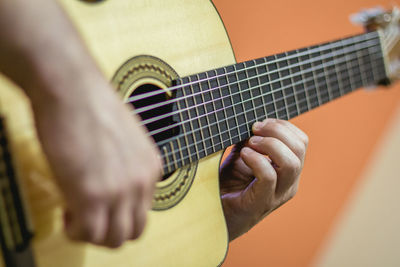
0,0 -> 236,266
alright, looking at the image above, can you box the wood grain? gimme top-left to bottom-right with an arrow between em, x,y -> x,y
0,0 -> 235,266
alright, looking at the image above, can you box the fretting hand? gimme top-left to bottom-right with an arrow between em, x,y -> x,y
220,119 -> 308,241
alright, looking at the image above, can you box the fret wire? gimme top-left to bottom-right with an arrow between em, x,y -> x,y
286,51 -> 301,116
265,57 -> 279,118
368,45 -> 379,83
182,79 -> 195,164
308,46 -> 323,107
351,41 -> 378,91
332,40 -> 347,96
296,48 -> 312,111
350,42 -> 369,92
365,44 -> 380,84
254,58 -> 269,121
126,32 -> 380,105
275,54 -> 290,119
134,37 -> 380,119
355,40 -> 369,86
154,48 -> 382,142
194,74 -> 208,158
174,87 -> 188,167
234,63 -> 251,137
364,35 -> 380,85
250,59 -> 263,122
187,76 -> 201,160
215,69 -> 234,145
375,46 -> 386,81
198,73 -> 215,156
162,145 -> 172,174
171,140 -> 179,170
165,57 -> 361,156
226,66 -> 242,144
370,47 -> 385,83
316,45 -> 332,103
339,35 -> 364,93
206,71 -> 222,153
323,44 -> 334,101
162,58 -> 377,167
317,49 -> 329,100
341,39 -> 358,91
159,54 -> 380,155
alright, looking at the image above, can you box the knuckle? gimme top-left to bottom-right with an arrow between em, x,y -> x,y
261,166 -> 277,182
295,139 -> 307,158
267,137 -> 281,147
303,133 -> 309,147
288,187 -> 298,200
268,119 -> 281,130
80,186 -> 105,204
274,119 -> 286,125
285,157 -> 302,175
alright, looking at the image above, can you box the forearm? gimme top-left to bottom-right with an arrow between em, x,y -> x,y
0,0 -> 105,107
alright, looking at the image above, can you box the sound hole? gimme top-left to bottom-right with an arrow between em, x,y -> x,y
129,84 -> 179,180
129,84 -> 179,143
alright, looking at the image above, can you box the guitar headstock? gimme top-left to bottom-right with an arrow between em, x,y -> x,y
352,6 -> 400,83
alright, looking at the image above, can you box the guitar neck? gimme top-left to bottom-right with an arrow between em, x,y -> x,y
148,31 -> 387,174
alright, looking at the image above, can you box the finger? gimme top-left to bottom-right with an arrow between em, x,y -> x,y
275,120 -> 309,146
252,119 -> 306,162
65,204 -> 108,245
102,196 -> 132,248
240,147 -> 277,199
130,203 -> 147,240
130,180 -> 149,240
248,136 -> 301,194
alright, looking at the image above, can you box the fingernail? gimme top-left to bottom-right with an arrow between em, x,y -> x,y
253,121 -> 265,131
250,136 -> 262,144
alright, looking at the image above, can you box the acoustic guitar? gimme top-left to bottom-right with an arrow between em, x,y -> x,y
0,1 -> 399,266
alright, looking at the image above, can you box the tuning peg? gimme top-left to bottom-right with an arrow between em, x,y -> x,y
350,6 -> 392,30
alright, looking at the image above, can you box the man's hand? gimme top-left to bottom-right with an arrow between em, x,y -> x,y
0,0 -> 162,248
34,87 -> 162,248
220,119 -> 308,241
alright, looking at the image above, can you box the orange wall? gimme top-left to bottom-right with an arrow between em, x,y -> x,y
212,0 -> 400,266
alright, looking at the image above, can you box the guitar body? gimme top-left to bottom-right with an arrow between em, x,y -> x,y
0,0 -> 235,266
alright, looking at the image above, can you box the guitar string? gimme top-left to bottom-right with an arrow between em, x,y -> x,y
130,36 -> 380,118
161,58 -> 381,170
148,45 -> 382,138
124,31 -> 379,104
159,54 -> 380,159
133,37 -> 379,121
155,48 -> 382,152
142,44 -> 381,138
154,49 -> 376,146
124,32 -> 379,104
163,73 -> 373,171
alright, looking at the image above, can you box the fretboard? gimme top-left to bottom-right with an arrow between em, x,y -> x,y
147,31 -> 387,174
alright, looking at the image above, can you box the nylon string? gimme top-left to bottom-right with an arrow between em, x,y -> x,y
161,55 -> 383,168
149,43 -> 381,139
124,31 -> 379,105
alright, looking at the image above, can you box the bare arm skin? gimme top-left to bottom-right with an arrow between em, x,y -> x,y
0,0 -> 162,248
220,119 -> 308,241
